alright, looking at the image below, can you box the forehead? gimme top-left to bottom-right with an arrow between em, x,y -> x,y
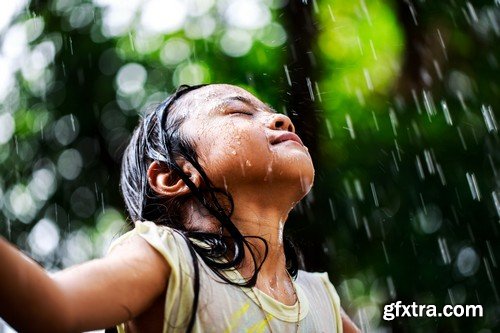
172,84 -> 263,118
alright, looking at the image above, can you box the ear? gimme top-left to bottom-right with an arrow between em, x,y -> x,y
147,160 -> 202,198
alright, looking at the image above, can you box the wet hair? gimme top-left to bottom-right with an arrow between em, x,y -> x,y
120,84 -> 299,332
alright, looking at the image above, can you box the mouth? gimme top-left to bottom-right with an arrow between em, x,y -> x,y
270,132 -> 304,146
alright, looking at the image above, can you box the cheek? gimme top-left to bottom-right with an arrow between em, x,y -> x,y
196,122 -> 272,182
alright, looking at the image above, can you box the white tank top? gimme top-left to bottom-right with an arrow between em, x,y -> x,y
108,221 -> 343,333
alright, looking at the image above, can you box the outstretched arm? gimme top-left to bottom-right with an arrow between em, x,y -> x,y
341,307 -> 361,333
0,234 -> 170,332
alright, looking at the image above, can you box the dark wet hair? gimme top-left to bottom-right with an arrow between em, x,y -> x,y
120,84 -> 299,332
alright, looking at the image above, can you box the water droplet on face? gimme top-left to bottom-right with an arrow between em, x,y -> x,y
245,160 -> 252,167
231,150 -> 237,155
278,220 -> 284,244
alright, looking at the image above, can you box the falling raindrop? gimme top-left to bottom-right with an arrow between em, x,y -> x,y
394,139 -> 402,161
386,276 -> 396,299
69,36 -> 74,55
419,193 -> 427,215
407,2 -> 418,25
325,119 -> 334,139
284,65 -> 291,86
466,172 -> 481,201
416,155 -> 425,180
422,90 -> 437,118
345,114 -> 355,139
14,135 -> 19,155
487,154 -> 497,178
306,77 -> 315,101
486,240 -> 497,268
369,39 -> 377,60
437,29 -> 448,60
436,163 -> 447,186
423,149 -> 435,175
311,0 -> 319,14
357,36 -> 364,56
360,0 -> 372,26
101,192 -> 105,214
492,191 -> 500,218
438,237 -> 451,264
6,219 -> 11,240
328,197 -> 336,221
466,2 -> 479,23
389,108 -> 398,136
314,81 -> 322,102
128,32 -> 135,51
371,111 -> 379,131
327,4 -> 336,22
363,68 -> 373,91
363,217 -> 371,240
354,179 -> 364,201
482,258 -> 499,301
412,89 -> 422,114
410,236 -> 417,256
457,127 -> 468,150
441,100 -> 453,125
481,104 -> 498,133
391,151 -> 399,173
381,241 -> 389,264
70,114 -> 76,132
370,182 -> 379,207
433,60 -> 443,80
351,206 -> 359,228
447,288 -> 455,306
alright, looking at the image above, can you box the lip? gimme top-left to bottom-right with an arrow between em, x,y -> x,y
270,132 -> 304,146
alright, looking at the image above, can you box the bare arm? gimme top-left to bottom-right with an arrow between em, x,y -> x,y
0,234 -> 170,332
341,307 -> 361,333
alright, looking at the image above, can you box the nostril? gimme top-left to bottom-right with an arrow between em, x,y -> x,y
275,120 -> 284,128
288,124 -> 294,132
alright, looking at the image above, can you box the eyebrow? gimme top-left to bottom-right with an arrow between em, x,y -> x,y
222,95 -> 278,114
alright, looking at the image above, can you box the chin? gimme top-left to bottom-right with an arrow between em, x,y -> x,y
276,159 -> 315,195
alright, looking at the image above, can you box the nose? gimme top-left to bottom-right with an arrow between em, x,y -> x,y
269,113 -> 295,133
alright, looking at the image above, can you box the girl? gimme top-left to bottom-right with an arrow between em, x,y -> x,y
0,84 -> 359,332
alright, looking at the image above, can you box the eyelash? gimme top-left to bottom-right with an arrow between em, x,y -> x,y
231,111 -> 253,116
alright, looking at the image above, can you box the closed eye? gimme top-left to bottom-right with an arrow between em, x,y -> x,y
230,111 -> 253,116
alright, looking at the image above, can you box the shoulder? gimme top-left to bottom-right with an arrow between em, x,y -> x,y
108,221 -> 192,272
297,270 -> 343,332
296,270 -> 341,306
296,270 -> 333,287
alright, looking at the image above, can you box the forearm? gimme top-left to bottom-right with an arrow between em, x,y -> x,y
0,237 -> 72,332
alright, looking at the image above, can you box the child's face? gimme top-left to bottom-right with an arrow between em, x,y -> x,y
175,84 -> 314,199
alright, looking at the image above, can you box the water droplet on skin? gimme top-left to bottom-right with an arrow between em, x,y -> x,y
231,150 -> 237,155
278,220 -> 284,244
222,176 -> 228,192
263,164 -> 273,182
245,160 -> 252,167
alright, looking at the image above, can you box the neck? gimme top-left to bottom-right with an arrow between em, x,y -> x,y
183,190 -> 297,282
230,205 -> 289,279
